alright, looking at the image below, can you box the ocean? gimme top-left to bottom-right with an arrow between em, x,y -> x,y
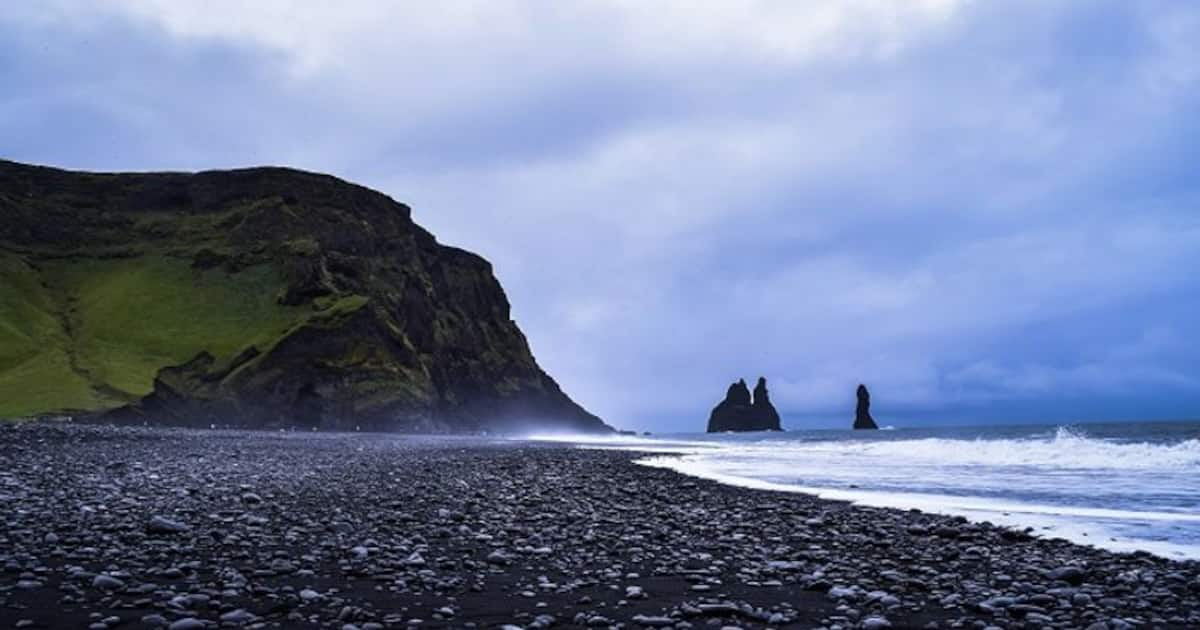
537,421 -> 1200,560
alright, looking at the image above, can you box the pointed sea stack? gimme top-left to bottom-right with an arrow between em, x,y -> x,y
752,377 -> 782,428
706,377 -> 782,432
854,384 -> 879,430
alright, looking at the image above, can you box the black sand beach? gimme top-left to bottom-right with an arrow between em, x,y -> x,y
1,423 -> 1197,629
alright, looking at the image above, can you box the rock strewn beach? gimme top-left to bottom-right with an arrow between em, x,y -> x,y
0,423 -> 1197,629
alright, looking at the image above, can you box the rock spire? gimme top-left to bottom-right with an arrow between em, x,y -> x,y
706,377 -> 782,432
854,384 -> 879,430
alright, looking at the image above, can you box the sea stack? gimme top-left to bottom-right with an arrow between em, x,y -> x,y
706,377 -> 782,432
854,384 -> 879,430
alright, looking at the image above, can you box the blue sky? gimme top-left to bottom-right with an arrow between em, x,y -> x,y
3,1 -> 1199,431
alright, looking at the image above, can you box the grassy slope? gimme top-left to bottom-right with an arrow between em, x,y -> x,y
0,253 -> 313,417
0,253 -> 103,415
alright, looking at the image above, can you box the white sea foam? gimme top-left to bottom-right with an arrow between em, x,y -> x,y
522,433 -> 717,453
538,424 -> 1200,559
637,453 -> 1200,558
699,426 -> 1200,471
811,426 -> 1200,470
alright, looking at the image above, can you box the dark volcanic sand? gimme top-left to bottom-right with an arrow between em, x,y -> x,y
1,424 -> 1197,630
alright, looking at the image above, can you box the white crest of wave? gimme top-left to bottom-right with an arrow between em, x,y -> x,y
737,426 -> 1200,471
522,433 -> 717,453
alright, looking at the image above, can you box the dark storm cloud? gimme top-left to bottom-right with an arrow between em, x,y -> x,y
2,1 -> 1198,430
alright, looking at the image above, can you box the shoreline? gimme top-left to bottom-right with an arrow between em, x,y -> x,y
630,453 -> 1200,562
561,425 -> 1200,562
1,422 -> 1197,629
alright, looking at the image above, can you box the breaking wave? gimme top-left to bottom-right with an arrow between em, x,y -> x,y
749,426 -> 1200,471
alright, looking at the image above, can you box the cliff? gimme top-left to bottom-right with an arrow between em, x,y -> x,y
0,160 -> 611,433
706,377 -> 782,432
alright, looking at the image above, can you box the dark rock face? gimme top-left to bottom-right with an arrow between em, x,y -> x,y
727,379 -> 752,406
854,384 -> 879,430
707,377 -> 782,432
0,159 -> 611,433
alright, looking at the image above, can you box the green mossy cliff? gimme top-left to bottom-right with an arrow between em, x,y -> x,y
0,160 -> 610,433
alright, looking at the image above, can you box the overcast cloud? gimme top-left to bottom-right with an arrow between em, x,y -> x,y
3,1 -> 1199,430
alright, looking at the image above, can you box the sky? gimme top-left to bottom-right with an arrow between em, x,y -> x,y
2,1 -> 1199,431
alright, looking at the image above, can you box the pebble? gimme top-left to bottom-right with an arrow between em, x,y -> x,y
632,615 -> 675,627
1047,565 -> 1087,585
146,515 -> 189,534
828,586 -> 859,600
92,575 -> 125,590
220,609 -> 256,623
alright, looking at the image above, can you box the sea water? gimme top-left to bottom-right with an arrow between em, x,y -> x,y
539,421 -> 1200,560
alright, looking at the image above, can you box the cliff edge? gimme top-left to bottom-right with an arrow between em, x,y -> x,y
0,160 -> 610,433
